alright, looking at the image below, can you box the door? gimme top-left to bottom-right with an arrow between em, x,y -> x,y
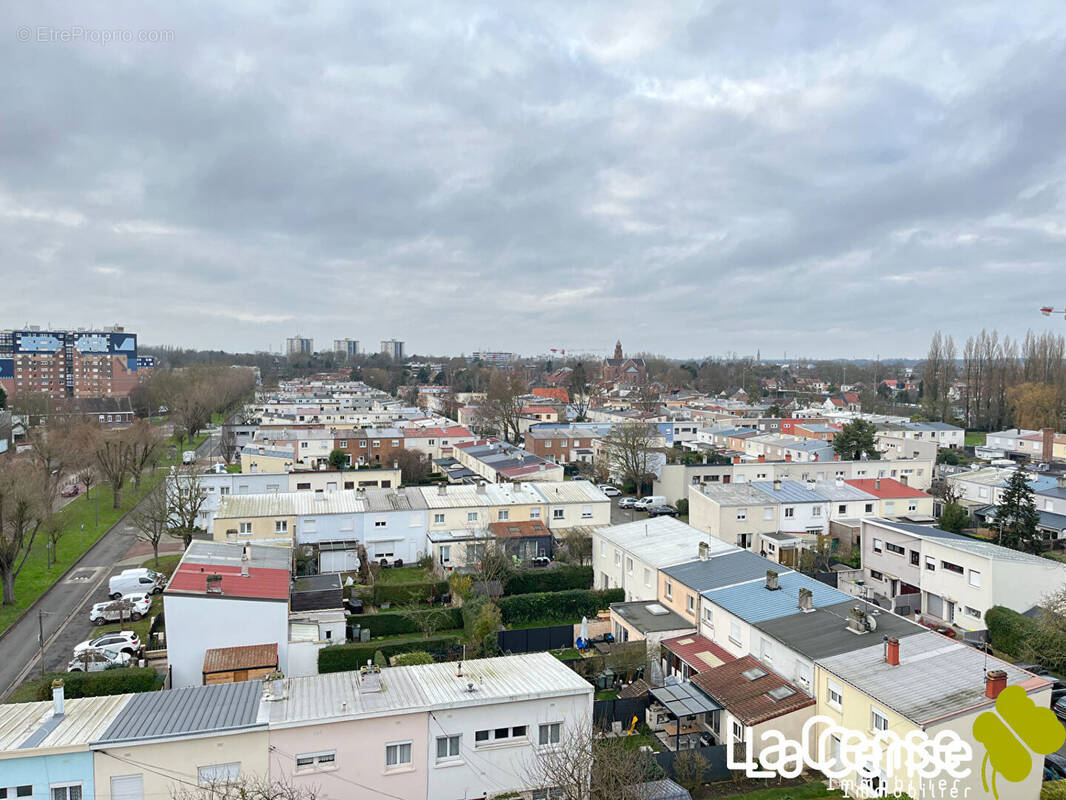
925,592 -> 944,619
111,775 -> 144,800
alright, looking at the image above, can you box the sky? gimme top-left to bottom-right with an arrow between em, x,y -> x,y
3,1 -> 1066,360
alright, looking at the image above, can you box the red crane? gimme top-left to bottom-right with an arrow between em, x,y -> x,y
1040,306 -> 1066,318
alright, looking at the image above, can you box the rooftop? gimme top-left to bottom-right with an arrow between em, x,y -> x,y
690,656 -> 815,726
749,480 -> 829,504
661,634 -> 736,673
202,643 -> 279,674
0,693 -> 130,753
215,487 -> 428,518
691,482 -> 776,507
844,478 -> 929,499
488,520 -> 550,539
611,601 -> 695,634
817,631 -> 1051,726
702,571 -> 852,623
810,479 -> 877,502
661,551 -> 784,593
596,517 -> 738,569
864,518 -> 1066,566
753,600 -> 926,660
166,541 -> 291,601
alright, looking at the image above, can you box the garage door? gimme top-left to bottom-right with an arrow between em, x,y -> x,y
110,775 -> 144,800
925,592 -> 944,619
319,549 -> 358,573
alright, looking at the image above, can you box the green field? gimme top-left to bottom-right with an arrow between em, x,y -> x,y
0,431 -> 206,637
709,782 -> 844,800
965,431 -> 987,447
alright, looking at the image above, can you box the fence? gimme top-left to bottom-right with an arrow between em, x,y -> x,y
592,695 -> 651,729
497,624 -> 574,654
654,744 -> 731,784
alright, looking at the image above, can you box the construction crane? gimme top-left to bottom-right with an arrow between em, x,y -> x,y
1040,306 -> 1066,318
548,346 -> 607,357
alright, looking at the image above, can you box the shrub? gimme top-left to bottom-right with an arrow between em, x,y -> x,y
1042,782 -> 1066,800
392,651 -> 434,666
498,588 -> 624,626
986,606 -> 1037,658
318,635 -> 462,673
12,668 -> 160,703
503,565 -> 593,595
449,573 -> 473,600
676,498 -> 689,516
372,580 -> 449,606
354,607 -> 463,638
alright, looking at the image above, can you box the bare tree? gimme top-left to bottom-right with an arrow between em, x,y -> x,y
395,595 -> 454,639
131,485 -> 169,567
165,466 -> 208,548
472,540 -> 513,600
392,447 -> 432,484
602,422 -> 658,496
0,459 -> 52,604
170,776 -> 321,800
562,527 -> 592,566
219,423 -> 238,463
93,429 -> 133,509
475,371 -> 527,444
127,419 -> 164,490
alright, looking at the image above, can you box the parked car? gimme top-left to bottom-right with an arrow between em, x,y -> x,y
1054,696 -> 1066,721
597,484 -> 621,497
1046,753 -> 1066,780
617,497 -> 638,509
1014,663 -> 1051,676
90,594 -> 151,625
634,495 -> 667,511
60,484 -> 81,498
108,568 -> 165,599
646,505 -> 680,518
68,649 -> 132,673
73,631 -> 141,659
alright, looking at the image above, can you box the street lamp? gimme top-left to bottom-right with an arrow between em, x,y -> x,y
46,539 -> 52,571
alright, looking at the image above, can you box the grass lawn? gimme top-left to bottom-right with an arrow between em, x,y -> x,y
0,431 -> 205,638
704,781 -> 844,800
225,464 -> 241,473
594,689 -> 618,700
376,565 -> 432,584
965,431 -> 987,447
508,617 -> 581,630
551,648 -> 581,660
141,554 -> 182,577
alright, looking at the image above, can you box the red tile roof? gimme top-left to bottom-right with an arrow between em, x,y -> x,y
690,655 -> 814,726
844,478 -> 929,499
168,564 -> 291,600
489,520 -> 551,539
521,405 -> 559,416
202,642 -> 279,674
843,393 -> 860,404
401,426 -> 473,438
661,634 -> 736,673
532,387 -> 570,403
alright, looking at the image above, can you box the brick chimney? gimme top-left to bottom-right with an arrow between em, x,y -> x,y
785,453 -> 792,462
886,637 -> 900,666
732,455 -> 740,464
985,670 -> 1008,699
758,454 -> 766,463
875,478 -> 881,491
834,454 -> 841,461
1043,428 -> 1055,463
765,570 -> 780,591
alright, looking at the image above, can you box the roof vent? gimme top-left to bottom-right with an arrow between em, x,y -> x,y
765,570 -> 780,591
847,606 -> 869,634
698,541 -> 710,561
773,479 -> 782,491
206,574 -> 224,594
797,587 -> 814,613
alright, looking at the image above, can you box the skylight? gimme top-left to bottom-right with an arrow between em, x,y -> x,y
742,667 -> 768,681
767,685 -> 797,701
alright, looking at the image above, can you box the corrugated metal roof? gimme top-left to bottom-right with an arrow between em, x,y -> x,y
865,518 -> 1066,565
176,540 -> 292,571
217,490 -> 366,518
97,680 -> 265,744
417,483 -> 547,509
750,480 -> 828,503
662,551 -> 784,592
269,652 -> 591,725
0,694 -> 131,753
528,480 -> 607,504
817,631 -> 1050,725
692,483 -> 775,507
811,480 -> 876,502
703,571 -> 851,623
596,517 -> 738,568
203,643 -> 279,674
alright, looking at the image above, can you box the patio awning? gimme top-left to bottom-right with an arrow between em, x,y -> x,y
650,682 -> 723,718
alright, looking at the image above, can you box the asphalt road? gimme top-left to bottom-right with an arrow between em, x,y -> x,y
0,431 -> 218,698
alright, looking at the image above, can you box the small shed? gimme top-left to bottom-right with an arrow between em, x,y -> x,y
202,642 -> 279,685
290,574 -> 343,612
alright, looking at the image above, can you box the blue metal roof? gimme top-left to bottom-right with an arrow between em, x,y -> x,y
702,571 -> 851,623
662,550 -> 785,592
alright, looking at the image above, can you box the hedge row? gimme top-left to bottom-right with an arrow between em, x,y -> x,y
498,588 -> 624,626
352,607 -> 464,638
14,668 -> 160,703
319,635 -> 462,673
986,606 -> 1036,658
503,565 -> 593,596
372,580 -> 449,606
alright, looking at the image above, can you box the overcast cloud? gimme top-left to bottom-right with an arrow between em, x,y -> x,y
3,1 -> 1066,359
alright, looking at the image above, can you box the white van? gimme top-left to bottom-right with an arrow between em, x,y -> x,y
108,568 -> 165,599
182,450 -> 197,464
634,495 -> 667,511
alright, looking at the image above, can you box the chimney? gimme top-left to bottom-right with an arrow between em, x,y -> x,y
875,478 -> 881,491
773,479 -> 782,491
52,679 -> 65,717
834,454 -> 841,461
242,544 -> 251,561
476,483 -> 487,494
812,453 -> 819,462
758,454 -> 766,463
985,670 -> 1008,699
765,570 -> 780,591
886,637 -> 900,666
847,606 -> 868,634
698,541 -> 709,561
732,455 -> 740,464
899,475 -> 908,486
241,562 -> 249,578
438,483 -> 447,496
393,460 -> 399,469
785,453 -> 792,462
798,587 -> 814,612
835,477 -> 844,488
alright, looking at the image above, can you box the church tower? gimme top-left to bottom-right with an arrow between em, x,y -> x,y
613,340 -> 623,360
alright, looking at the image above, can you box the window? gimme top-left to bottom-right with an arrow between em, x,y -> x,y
886,542 -> 904,555
498,509 -> 509,521
827,680 -> 843,710
885,501 -> 895,514
50,787 -> 83,800
703,607 -> 713,627
941,560 -> 964,575
295,751 -> 336,771
871,707 -> 889,732
275,520 -> 287,533
600,541 -> 606,557
729,620 -> 741,645
476,727 -> 527,746
374,520 -> 387,528
581,505 -> 593,519
907,501 -> 918,512
626,557 -> 633,575
732,720 -> 744,744
239,522 -> 252,535
872,538 -> 883,553
198,763 -> 240,785
644,567 -> 652,587
686,594 -> 695,614
467,512 -> 478,523
838,504 -> 847,514
539,722 -> 562,746
475,729 -> 490,743
736,508 -> 747,521
614,549 -> 621,566
760,638 -> 773,662
296,482 -> 311,490
392,440 -> 399,447
439,545 -> 451,564
338,440 -> 347,448
436,735 -> 461,762
108,777 -> 141,800
964,606 -> 983,619
870,570 -> 884,581
865,503 -> 874,513
530,508 -> 541,520
385,741 -> 413,768
969,569 -> 981,588
372,440 -> 380,447
784,507 -> 795,518
665,581 -> 673,600
553,508 -> 565,520
763,507 -> 774,520
910,550 -> 920,566
433,513 -> 445,525
925,555 -> 936,571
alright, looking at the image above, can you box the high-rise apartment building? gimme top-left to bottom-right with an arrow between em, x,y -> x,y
285,335 -> 313,356
333,338 -> 359,356
380,339 -> 405,360
0,326 -> 151,400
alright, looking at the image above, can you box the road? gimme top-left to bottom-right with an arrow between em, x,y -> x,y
0,431 -> 218,699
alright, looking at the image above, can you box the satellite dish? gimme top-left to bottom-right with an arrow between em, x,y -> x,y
867,616 -> 877,632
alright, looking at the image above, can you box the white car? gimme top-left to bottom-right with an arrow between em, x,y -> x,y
633,495 -> 667,511
597,484 -> 621,497
73,631 -> 141,658
108,568 -> 165,599
68,649 -> 132,672
90,594 -> 151,625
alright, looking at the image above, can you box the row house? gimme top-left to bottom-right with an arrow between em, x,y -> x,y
333,426 -> 406,466
400,425 -> 476,460
524,425 -> 607,464
874,432 -> 939,461
453,438 -> 565,483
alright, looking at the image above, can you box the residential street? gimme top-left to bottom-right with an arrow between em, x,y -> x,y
0,430 -> 218,699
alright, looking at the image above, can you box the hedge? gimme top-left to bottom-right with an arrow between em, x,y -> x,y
372,580 -> 449,606
503,565 -> 593,596
352,607 -> 463,638
319,635 -> 462,673
498,588 -> 624,626
985,606 -> 1037,658
12,668 -> 160,703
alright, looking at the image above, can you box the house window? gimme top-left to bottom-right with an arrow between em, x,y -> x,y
827,680 -> 843,710
295,751 -> 336,771
391,440 -> 399,447
870,570 -> 884,581
600,541 -> 606,557
614,550 -> 621,566
872,538 -> 883,553
871,708 -> 889,732
476,727 -> 527,746
385,741 -> 412,768
812,506 -> 822,517
198,763 -> 241,785
907,501 -> 918,512
925,556 -> 935,571
498,509 -> 509,521
530,508 -> 541,520
467,512 -> 478,523
910,550 -> 920,566
433,513 -> 445,525
49,786 -> 83,800
372,440 -> 380,447
763,507 -> 773,520
626,557 -> 633,575
539,722 -> 562,746
729,620 -> 741,645
643,567 -> 651,587
239,522 -> 252,535
965,606 -> 983,619
838,504 -> 847,514
553,509 -> 565,520
969,569 -> 981,588
865,503 -> 874,513
338,440 -> 347,448
732,720 -> 744,744
439,545 -> 451,564
760,638 -> 773,662
686,594 -> 695,614
886,542 -> 904,555
736,508 -> 747,521
885,501 -> 895,514
374,520 -> 387,528
275,520 -> 288,533
436,735 -> 461,762
941,560 -> 964,575
581,505 -> 593,519
665,581 -> 673,600
703,607 -> 713,627
784,507 -> 795,518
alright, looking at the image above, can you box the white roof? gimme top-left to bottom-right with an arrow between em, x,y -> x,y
595,517 -> 738,568
0,694 -> 131,753
417,483 -> 546,509
527,480 -> 609,504
215,487 -> 427,519
269,652 -> 591,726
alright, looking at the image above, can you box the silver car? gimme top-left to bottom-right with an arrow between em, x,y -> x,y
68,649 -> 132,672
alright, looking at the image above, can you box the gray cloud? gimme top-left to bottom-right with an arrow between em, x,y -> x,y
2,1 -> 1066,358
